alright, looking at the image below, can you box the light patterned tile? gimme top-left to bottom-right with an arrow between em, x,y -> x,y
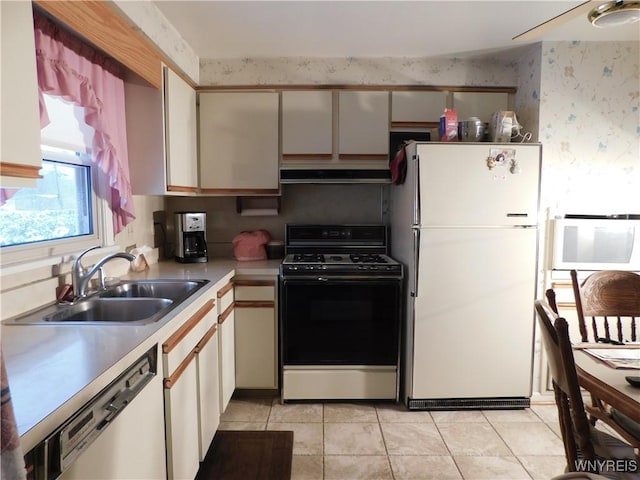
389,455 -> 462,480
492,422 -> 565,456
220,397 -> 272,422
269,402 -> 323,423
483,408 -> 542,423
381,422 -> 448,455
438,423 -> 511,456
324,455 -> 393,480
431,410 -> 488,424
529,403 -> 559,424
453,455 -> 531,479
518,455 -> 568,479
324,403 -> 378,422
324,423 -> 386,455
217,421 -> 266,431
376,403 -> 434,423
291,455 -> 323,480
267,422 -> 323,455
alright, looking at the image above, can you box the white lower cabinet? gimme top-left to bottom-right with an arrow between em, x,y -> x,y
196,323 -> 220,461
164,354 -> 200,480
162,296 -> 217,480
217,280 -> 236,411
234,278 -> 278,390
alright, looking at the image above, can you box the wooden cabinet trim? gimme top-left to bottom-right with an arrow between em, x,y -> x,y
195,324 -> 217,353
218,302 -> 235,324
217,281 -> 234,298
167,185 -> 199,194
163,351 -> 196,389
162,299 -> 215,354
234,280 -> 276,287
200,188 -> 280,195
0,162 -> 42,179
235,301 -> 275,308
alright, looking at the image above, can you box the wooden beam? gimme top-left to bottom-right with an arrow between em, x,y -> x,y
35,0 -> 163,88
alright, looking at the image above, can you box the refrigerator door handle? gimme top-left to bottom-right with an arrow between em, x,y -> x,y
412,155 -> 420,227
411,228 -> 420,298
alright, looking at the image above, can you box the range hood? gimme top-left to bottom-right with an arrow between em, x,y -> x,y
280,168 -> 391,184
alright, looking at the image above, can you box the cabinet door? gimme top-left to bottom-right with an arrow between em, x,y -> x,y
0,1 -> 42,188
164,67 -> 198,193
196,325 -> 220,461
338,91 -> 389,159
391,91 -> 447,126
199,92 -> 279,193
235,304 -> 277,389
218,307 -> 236,411
282,90 -> 333,160
164,354 -> 200,480
452,91 -> 509,123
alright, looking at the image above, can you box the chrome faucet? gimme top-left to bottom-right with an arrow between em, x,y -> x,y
72,246 -> 135,299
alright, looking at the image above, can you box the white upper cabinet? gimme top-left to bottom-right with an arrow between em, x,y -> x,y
125,66 -> 198,195
391,91 -> 447,125
338,91 -> 389,159
199,92 -> 279,194
164,68 -> 198,192
1,2 -> 42,188
452,91 -> 510,124
282,90 -> 333,160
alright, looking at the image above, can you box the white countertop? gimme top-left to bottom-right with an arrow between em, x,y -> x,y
1,258 -> 280,452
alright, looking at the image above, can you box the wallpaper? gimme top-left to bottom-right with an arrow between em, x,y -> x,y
199,56 -> 518,87
538,41 -> 640,215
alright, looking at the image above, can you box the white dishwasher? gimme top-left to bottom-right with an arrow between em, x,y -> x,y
24,345 -> 166,480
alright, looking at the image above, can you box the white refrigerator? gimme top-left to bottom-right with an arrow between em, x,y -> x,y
390,142 -> 541,410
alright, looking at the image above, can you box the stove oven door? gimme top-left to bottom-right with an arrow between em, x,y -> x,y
280,277 -> 401,366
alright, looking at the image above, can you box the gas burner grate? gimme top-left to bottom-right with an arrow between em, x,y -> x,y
350,254 -> 388,264
293,253 -> 325,263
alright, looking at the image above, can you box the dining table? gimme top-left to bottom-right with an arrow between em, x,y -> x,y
573,348 -> 640,423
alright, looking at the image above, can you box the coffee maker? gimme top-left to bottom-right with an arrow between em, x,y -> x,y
175,212 -> 208,263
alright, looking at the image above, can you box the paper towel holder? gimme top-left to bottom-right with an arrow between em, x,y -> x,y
236,196 -> 281,216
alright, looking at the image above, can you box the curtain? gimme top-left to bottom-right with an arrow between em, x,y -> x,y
33,10 -> 135,233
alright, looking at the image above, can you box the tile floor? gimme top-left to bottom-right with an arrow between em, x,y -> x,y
218,396 -> 570,480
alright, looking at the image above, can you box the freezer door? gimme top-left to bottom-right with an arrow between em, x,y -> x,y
411,227 -> 537,399
416,143 -> 540,226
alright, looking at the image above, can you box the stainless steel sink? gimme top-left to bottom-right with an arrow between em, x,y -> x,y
43,298 -> 173,323
97,280 -> 203,302
4,279 -> 209,325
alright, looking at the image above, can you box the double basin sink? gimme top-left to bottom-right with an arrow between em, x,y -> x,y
5,279 -> 209,325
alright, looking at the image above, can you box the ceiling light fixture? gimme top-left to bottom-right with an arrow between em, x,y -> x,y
588,0 -> 640,27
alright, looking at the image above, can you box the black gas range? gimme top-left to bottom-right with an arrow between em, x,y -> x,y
280,225 -> 403,277
279,224 -> 403,402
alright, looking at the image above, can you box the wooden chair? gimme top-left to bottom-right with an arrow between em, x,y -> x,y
569,270 -> 640,446
534,300 -> 638,476
570,270 -> 640,344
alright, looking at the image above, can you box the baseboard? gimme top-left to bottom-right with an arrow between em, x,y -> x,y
408,397 -> 530,410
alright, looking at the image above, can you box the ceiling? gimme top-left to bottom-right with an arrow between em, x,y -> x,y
153,1 -> 640,60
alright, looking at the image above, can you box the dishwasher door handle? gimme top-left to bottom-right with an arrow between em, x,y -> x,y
104,389 -> 135,422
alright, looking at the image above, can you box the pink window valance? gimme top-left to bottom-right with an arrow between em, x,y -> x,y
34,9 -> 135,234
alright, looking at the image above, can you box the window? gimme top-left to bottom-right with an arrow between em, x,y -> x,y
0,95 -> 115,267
0,154 -> 93,248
